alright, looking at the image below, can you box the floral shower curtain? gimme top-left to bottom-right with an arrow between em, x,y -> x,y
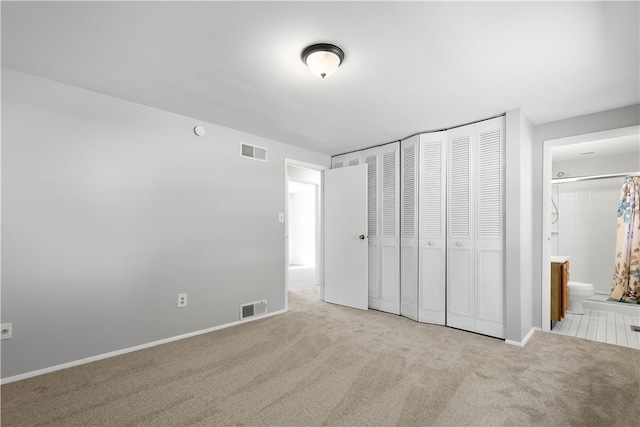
610,176 -> 640,304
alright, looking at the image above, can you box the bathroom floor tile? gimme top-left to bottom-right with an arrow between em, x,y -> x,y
551,309 -> 640,350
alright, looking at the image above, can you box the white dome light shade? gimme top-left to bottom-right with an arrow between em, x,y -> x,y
301,44 -> 344,79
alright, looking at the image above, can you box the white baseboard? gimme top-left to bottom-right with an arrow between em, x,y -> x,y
1,309 -> 287,385
505,327 -> 540,347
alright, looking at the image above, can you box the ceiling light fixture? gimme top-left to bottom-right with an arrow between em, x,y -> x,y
301,43 -> 345,79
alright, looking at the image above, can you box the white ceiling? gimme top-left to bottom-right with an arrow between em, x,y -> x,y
2,1 -> 638,156
552,134 -> 640,163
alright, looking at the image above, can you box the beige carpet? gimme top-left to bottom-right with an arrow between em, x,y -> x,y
2,284 -> 639,426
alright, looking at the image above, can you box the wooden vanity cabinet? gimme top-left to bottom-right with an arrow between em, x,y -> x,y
551,261 -> 570,321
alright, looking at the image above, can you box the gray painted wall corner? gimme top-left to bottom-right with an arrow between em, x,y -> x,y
0,68 -> 330,379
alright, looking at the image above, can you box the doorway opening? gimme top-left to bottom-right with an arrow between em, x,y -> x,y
288,179 -> 318,287
285,160 -> 326,309
541,125 -> 639,340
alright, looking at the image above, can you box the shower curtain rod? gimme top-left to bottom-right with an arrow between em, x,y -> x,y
551,172 -> 640,184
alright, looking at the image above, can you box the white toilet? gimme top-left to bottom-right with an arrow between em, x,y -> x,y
567,281 -> 595,314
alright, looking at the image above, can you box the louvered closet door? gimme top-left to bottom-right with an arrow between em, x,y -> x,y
332,153 -> 361,169
332,156 -> 345,169
378,143 -> 400,314
474,117 -> 505,338
363,149 -> 380,310
418,132 -> 447,325
400,136 -> 419,320
346,154 -> 361,167
446,125 -> 475,332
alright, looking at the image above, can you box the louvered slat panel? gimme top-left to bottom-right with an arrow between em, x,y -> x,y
478,128 -> 502,238
449,135 -> 470,238
382,150 -> 396,237
402,145 -> 416,237
421,139 -> 443,238
348,158 -> 360,167
365,154 -> 377,237
331,156 -> 344,168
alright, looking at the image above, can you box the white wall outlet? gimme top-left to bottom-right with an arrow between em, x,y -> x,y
177,293 -> 188,308
278,212 -> 285,222
1,323 -> 12,340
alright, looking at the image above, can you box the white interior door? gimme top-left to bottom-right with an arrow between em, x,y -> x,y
324,164 -> 368,310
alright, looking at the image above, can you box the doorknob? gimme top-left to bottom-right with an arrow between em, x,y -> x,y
428,241 -> 434,246
359,235 -> 366,240
455,241 -> 462,246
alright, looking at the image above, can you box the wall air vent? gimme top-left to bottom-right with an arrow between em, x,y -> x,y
241,143 -> 267,162
240,300 -> 268,320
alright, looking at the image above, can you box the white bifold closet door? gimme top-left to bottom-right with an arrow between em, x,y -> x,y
400,132 -> 447,324
447,125 -> 475,332
330,117 -> 503,337
418,132 -> 448,325
400,136 -> 419,320
474,118 -> 505,338
332,152 -> 362,169
331,157 -> 345,168
364,143 -> 400,314
447,117 -> 504,338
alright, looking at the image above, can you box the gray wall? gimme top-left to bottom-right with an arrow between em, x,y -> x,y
2,66 -> 638,378
505,109 -> 535,342
531,104 -> 640,331
553,152 -> 639,179
1,68 -> 330,379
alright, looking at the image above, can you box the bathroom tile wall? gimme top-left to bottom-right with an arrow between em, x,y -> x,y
550,184 -> 560,255
555,178 -> 622,294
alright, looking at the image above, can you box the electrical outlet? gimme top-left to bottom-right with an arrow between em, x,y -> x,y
1,323 -> 12,340
177,293 -> 188,308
